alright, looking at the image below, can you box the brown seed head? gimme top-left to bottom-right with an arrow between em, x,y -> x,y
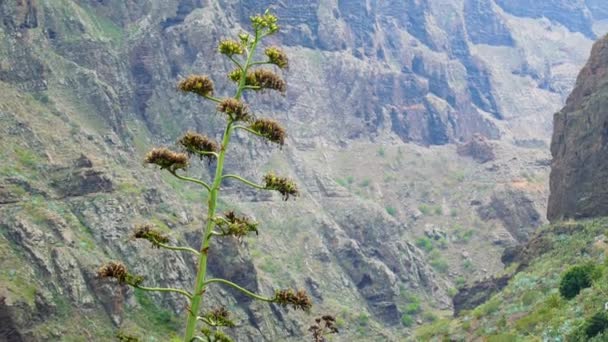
217,98 -> 251,122
178,75 -> 214,97
202,307 -> 235,328
274,289 -> 312,312
132,223 -> 169,247
97,261 -> 144,286
178,132 -> 219,161
247,69 -> 286,94
264,173 -> 298,200
216,211 -> 259,238
309,314 -> 339,342
227,68 -> 287,94
265,46 -> 289,69
144,148 -> 189,172
249,118 -> 286,146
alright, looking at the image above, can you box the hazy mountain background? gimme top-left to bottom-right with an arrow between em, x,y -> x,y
0,0 -> 607,340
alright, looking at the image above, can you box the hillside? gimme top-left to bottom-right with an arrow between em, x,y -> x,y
416,33 -> 608,341
1,1 -> 607,341
415,218 -> 608,340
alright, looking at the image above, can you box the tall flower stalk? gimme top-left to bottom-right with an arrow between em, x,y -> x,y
98,11 -> 311,342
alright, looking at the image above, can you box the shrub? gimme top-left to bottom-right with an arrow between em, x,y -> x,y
416,237 -> 434,253
559,264 -> 595,299
585,312 -> 608,339
406,302 -> 421,314
401,314 -> 414,327
386,206 -> 397,216
377,147 -> 386,157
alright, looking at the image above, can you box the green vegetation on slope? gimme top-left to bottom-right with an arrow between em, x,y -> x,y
416,218 -> 608,341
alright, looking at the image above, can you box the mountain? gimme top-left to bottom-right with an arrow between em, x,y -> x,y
417,33 -> 608,341
0,0 -> 606,340
548,34 -> 608,221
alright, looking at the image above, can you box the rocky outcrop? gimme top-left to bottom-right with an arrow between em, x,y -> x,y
0,297 -> 24,342
548,34 -> 608,221
478,188 -> 542,242
452,274 -> 511,316
457,134 -> 496,163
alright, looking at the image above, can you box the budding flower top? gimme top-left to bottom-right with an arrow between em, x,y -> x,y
218,39 -> 244,56
265,46 -> 289,69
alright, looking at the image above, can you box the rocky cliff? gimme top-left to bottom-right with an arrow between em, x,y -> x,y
548,34 -> 608,221
0,0 -> 606,340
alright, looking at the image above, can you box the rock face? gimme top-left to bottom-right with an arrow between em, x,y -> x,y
548,34 -> 608,221
452,274 -> 510,316
478,189 -> 542,242
457,134 -> 496,163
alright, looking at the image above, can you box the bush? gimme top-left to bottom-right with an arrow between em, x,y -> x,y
386,206 -> 397,216
585,312 -> 608,339
416,237 -> 434,253
559,264 -> 595,299
401,314 -> 414,327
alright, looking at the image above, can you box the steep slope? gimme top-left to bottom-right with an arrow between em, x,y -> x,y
548,34 -> 608,221
415,219 -> 608,340
0,0 -> 606,341
417,33 -> 608,341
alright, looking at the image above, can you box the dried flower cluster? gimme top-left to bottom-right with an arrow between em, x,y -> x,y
265,46 -> 289,69
228,68 -> 286,94
309,315 -> 339,342
264,173 -> 298,200
178,75 -> 214,97
178,132 -> 219,161
215,211 -> 259,238
273,289 -> 312,312
217,98 -> 251,122
248,69 -> 287,94
97,262 -> 144,286
218,39 -> 244,56
132,223 -> 169,248
201,307 -> 235,328
249,118 -> 286,146
144,148 -> 188,172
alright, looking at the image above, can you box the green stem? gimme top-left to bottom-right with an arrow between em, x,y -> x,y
183,28 -> 261,342
203,95 -> 222,103
134,285 -> 193,300
156,242 -> 200,256
234,125 -> 267,140
228,55 -> 243,70
222,174 -> 266,190
203,278 -> 274,303
191,149 -> 219,159
249,61 -> 270,66
243,85 -> 262,90
170,171 -> 211,192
